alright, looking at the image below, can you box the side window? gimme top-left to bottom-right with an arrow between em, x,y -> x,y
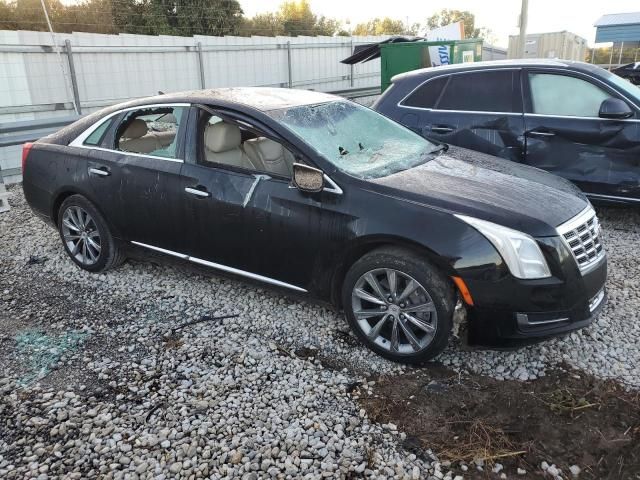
115,106 -> 186,158
436,71 -> 519,112
84,117 -> 114,146
529,73 -> 610,117
403,76 -> 448,109
199,111 -> 294,178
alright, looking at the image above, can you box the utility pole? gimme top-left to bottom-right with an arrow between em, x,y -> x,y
518,0 -> 529,58
39,0 -> 80,114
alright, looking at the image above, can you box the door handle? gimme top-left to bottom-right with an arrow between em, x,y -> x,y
430,125 -> 455,134
88,167 -> 110,177
528,130 -> 555,137
185,187 -> 210,198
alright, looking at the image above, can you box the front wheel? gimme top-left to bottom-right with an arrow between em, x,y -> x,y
342,247 -> 455,364
57,194 -> 124,272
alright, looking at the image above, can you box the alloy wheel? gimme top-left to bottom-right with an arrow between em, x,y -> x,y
351,268 -> 438,354
61,206 -> 102,266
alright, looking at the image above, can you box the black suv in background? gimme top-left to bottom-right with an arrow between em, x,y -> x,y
374,60 -> 640,205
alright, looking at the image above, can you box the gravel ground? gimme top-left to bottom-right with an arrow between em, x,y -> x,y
1,183 -> 639,479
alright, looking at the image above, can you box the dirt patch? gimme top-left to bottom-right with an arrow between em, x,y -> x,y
357,364 -> 640,479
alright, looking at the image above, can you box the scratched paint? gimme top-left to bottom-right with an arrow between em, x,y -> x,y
14,330 -> 87,386
243,174 -> 270,207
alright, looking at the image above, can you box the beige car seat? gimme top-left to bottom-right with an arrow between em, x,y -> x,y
119,119 -> 161,154
243,137 -> 293,177
204,122 -> 260,170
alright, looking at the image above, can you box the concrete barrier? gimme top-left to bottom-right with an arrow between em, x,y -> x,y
0,166 -> 11,213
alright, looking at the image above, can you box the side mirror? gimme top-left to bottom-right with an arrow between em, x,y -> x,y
599,97 -> 633,119
292,163 -> 324,193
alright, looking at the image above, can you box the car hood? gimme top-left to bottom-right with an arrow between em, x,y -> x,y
369,146 -> 589,237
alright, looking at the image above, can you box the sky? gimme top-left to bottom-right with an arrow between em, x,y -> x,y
240,0 -> 640,47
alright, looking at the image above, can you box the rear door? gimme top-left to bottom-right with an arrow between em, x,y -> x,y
80,104 -> 189,251
399,69 -> 526,162
523,69 -> 640,201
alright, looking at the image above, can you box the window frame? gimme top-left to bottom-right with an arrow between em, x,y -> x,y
69,103 -> 191,163
398,68 -> 524,115
190,105 -> 305,181
522,68 -> 638,120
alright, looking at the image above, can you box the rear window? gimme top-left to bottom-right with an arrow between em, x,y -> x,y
403,76 -> 448,109
404,70 -> 519,113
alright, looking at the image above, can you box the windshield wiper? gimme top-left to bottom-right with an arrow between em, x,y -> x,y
428,143 -> 449,155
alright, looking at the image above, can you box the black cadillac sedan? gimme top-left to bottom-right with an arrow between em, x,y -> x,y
374,60 -> 640,205
22,88 -> 607,363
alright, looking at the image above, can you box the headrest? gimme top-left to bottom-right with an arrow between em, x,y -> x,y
123,119 -> 148,139
205,122 -> 241,153
251,138 -> 284,163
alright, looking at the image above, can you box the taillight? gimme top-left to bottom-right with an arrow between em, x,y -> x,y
22,142 -> 33,171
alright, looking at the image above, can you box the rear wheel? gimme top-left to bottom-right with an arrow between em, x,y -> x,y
342,247 -> 455,364
57,195 -> 124,272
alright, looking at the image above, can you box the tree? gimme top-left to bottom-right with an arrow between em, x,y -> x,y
173,0 -> 243,36
0,0 -> 19,30
426,9 -> 480,38
278,0 -> 340,36
353,17 -> 405,36
111,0 -> 243,36
241,12 -> 284,36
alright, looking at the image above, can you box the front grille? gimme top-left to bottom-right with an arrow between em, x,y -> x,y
557,207 -> 605,273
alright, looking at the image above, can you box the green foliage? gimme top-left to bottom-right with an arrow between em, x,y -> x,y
426,9 -> 479,39
0,0 -> 244,35
241,0 -> 341,37
241,12 -> 285,36
353,17 -> 405,36
588,45 -> 640,64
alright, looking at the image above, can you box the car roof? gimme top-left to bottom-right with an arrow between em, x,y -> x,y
391,59 -> 603,83
40,87 -> 341,147
122,87 -> 339,112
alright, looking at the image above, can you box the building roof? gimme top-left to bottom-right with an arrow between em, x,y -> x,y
594,12 -> 640,27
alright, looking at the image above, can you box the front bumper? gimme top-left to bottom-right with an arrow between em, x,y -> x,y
464,253 -> 607,347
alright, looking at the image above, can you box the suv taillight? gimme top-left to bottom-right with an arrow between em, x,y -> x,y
22,142 -> 33,171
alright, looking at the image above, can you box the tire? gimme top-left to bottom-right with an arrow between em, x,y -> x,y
342,246 -> 455,364
57,194 -> 125,272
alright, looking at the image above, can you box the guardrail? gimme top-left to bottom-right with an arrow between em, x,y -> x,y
0,85 -> 381,180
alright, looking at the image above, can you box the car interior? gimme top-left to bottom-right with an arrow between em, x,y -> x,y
201,115 -> 294,177
118,111 -> 180,157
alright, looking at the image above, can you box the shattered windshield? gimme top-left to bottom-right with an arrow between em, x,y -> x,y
268,100 -> 439,179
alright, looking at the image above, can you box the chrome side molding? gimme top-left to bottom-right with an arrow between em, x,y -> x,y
131,241 -> 308,293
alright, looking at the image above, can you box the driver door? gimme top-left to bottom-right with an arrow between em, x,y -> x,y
523,69 -> 640,200
179,106 -> 340,292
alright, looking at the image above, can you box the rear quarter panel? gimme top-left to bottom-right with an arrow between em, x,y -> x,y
23,143 -> 90,224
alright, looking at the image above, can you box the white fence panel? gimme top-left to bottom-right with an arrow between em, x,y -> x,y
0,30 -> 389,175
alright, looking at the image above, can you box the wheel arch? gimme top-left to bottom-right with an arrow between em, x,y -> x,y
51,187 -> 122,239
330,235 -> 455,308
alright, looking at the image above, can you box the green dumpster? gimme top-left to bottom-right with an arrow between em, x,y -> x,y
380,39 -> 483,91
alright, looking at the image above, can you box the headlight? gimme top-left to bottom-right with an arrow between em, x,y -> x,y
455,215 -> 551,279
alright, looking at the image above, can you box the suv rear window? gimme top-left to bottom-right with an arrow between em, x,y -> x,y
403,76 -> 448,109
404,70 -> 519,113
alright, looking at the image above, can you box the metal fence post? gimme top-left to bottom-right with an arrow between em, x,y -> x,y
608,44 -> 614,71
618,41 -> 624,66
64,39 -> 82,115
350,38 -> 354,87
286,41 -> 293,88
196,42 -> 206,89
